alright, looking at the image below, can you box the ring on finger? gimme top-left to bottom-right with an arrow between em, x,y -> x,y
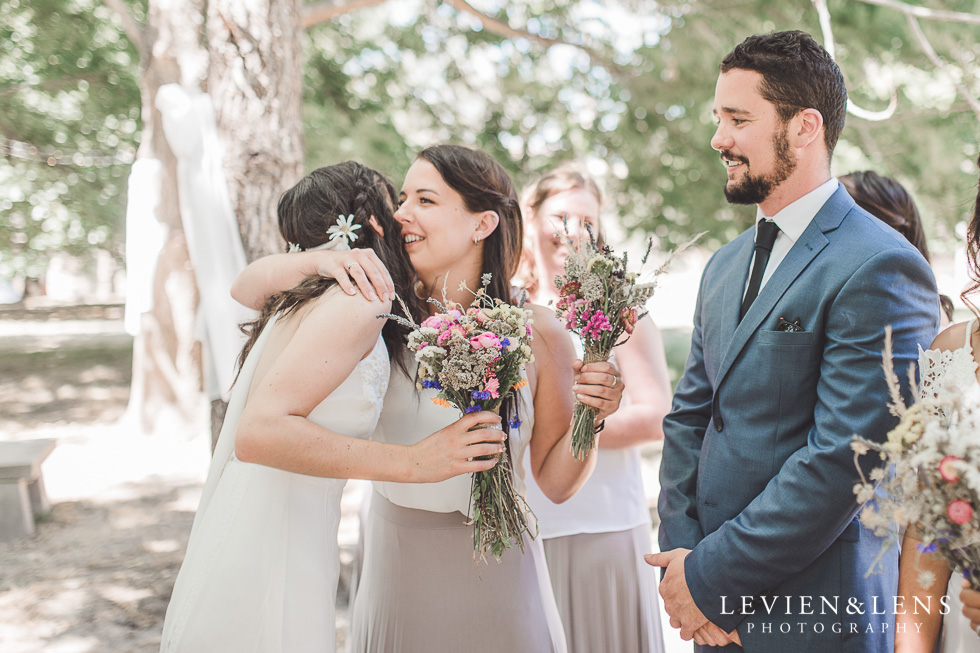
344,262 -> 354,271
610,375 -> 618,388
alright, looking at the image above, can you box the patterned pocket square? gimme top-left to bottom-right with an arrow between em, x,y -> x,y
775,316 -> 804,332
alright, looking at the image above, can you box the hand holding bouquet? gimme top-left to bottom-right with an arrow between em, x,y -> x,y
553,221 -> 702,460
391,274 -> 536,562
853,329 -> 980,590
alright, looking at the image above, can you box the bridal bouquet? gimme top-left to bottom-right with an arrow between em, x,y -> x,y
553,222 -> 703,460
395,275 -> 536,562
852,330 -> 980,590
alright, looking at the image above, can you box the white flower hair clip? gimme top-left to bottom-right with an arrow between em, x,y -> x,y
286,214 -> 362,253
328,214 -> 361,247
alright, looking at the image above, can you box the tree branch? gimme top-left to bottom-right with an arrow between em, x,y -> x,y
103,0 -> 148,60
0,73 -> 106,98
856,0 -> 980,26
444,0 -> 623,74
303,0 -> 389,29
811,0 -> 897,121
906,14 -> 980,121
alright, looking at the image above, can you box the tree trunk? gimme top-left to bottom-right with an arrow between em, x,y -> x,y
206,0 -> 305,262
120,0 -> 305,440
126,0 -> 208,435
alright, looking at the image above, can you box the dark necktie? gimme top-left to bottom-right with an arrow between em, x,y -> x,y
740,219 -> 780,321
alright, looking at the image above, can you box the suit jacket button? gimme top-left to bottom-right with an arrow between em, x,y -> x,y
714,418 -> 724,431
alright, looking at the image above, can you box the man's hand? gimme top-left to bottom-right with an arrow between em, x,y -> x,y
645,549 -> 709,641
693,622 -> 741,647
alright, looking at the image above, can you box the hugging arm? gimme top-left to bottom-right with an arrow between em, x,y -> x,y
683,248 -> 939,632
231,249 -> 394,310
236,293 -> 504,483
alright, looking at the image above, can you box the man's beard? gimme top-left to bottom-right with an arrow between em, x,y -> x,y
722,124 -> 797,205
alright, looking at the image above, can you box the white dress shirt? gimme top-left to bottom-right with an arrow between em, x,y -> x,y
746,178 -> 840,296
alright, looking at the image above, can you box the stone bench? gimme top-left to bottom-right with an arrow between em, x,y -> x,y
0,439 -> 56,541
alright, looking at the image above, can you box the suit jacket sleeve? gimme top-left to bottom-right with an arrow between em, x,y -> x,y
684,247 -> 938,631
658,256 -> 714,552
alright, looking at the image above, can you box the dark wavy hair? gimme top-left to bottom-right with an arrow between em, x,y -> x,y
964,154 -> 980,319
721,30 -> 847,154
841,170 -> 954,322
236,161 -> 417,377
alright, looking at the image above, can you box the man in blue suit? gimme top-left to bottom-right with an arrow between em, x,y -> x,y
648,31 -> 939,652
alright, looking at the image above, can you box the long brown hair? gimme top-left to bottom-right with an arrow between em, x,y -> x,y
235,162 -> 416,377
518,164 -> 604,296
963,154 -> 980,318
415,144 -> 523,308
412,144 -> 524,434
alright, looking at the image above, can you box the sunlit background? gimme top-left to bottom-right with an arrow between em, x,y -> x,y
1,0 -> 978,651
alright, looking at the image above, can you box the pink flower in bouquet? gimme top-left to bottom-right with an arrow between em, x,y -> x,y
422,315 -> 449,331
582,309 -> 613,340
470,333 -> 501,350
939,455 -> 963,483
448,309 -> 463,320
483,376 -> 500,398
466,307 -> 488,324
947,499 -> 974,525
555,293 -> 577,311
437,323 -> 467,346
621,306 -> 639,335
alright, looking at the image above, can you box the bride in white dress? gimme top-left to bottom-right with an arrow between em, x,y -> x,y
897,160 -> 980,652
159,162 -> 507,653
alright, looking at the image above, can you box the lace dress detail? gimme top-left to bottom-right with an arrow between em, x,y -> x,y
915,319 -> 979,653
918,342 -> 979,407
358,337 -> 390,408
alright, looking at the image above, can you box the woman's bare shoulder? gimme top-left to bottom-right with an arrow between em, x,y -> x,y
929,320 -> 972,353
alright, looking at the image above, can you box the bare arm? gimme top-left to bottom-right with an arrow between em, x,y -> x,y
526,304 -> 624,503
595,314 -> 672,449
231,249 -> 395,310
235,292 -> 503,483
896,527 -> 951,653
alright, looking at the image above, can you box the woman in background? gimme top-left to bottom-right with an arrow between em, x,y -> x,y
840,170 -> 953,325
517,163 -> 671,653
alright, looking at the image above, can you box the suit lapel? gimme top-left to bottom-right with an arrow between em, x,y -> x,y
713,186 -> 853,389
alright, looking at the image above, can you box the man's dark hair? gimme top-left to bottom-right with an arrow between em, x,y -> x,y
721,30 -> 847,154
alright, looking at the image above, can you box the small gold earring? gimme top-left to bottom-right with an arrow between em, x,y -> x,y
473,235 -> 481,245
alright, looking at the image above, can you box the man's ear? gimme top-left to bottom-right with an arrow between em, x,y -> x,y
368,215 -> 384,238
793,108 -> 824,149
473,210 -> 500,242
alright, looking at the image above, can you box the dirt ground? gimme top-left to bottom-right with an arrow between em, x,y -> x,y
0,304 -> 686,653
0,305 -> 371,652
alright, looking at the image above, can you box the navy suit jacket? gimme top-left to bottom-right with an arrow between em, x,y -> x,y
658,186 -> 940,652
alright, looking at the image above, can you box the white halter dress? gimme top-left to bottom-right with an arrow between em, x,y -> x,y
160,311 -> 389,653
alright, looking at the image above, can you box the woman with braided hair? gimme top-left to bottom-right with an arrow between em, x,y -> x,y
159,162 -> 507,653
